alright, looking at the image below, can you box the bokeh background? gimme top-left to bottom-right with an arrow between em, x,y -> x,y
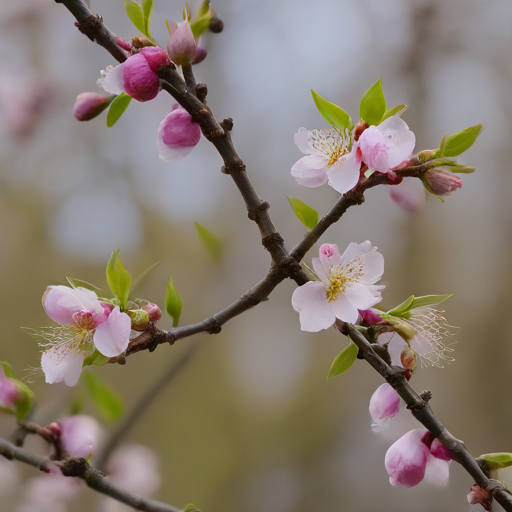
1,0 -> 511,510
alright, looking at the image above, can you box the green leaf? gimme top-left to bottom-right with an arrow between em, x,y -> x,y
106,249 -> 131,310
141,0 -> 153,36
124,0 -> 146,34
359,78 -> 387,125
106,93 -> 132,128
165,277 -> 183,327
66,277 -> 100,292
327,339 -> 358,379
190,17 -> 210,39
439,124 -> 484,157
311,90 -> 352,132
196,0 -> 211,18
195,222 -> 224,262
131,261 -> 161,295
0,362 -> 34,421
381,104 -> 408,121
288,197 -> 318,230
184,504 -> 201,512
386,295 -> 414,317
447,164 -> 476,174
410,294 -> 454,309
85,373 -> 124,422
83,350 -> 111,368
480,453 -> 512,470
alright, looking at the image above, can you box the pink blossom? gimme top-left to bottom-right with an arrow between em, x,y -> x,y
157,104 -> 201,162
97,47 -> 170,102
143,302 -> 162,323
358,308 -> 383,326
422,167 -> 463,196
388,177 -> 425,212
358,116 -> 416,174
291,241 -> 384,331
73,92 -> 114,121
192,38 -> 208,65
37,286 -> 131,386
385,429 -> 451,488
0,368 -> 20,412
166,20 -> 197,67
369,383 -> 401,432
59,415 -> 102,459
291,127 -> 361,193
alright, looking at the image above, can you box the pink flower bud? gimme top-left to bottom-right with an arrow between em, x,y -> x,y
143,302 -> 162,323
422,168 -> 462,196
73,92 -> 114,121
59,415 -> 102,459
192,38 -> 207,65
369,383 -> 401,432
358,308 -> 383,326
429,438 -> 452,461
0,369 -> 21,412
157,104 -> 201,162
400,346 -> 417,372
166,20 -> 197,66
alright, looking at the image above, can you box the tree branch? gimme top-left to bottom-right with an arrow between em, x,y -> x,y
341,323 -> 512,511
0,438 -> 181,512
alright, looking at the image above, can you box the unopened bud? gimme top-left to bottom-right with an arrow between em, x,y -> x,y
166,20 -> 197,66
128,309 -> 150,331
192,41 -> 208,65
143,302 -> 162,323
417,149 -> 436,163
73,92 -> 114,121
358,308 -> 383,326
400,346 -> 417,372
353,120 -> 369,142
209,17 -> 224,33
132,36 -> 155,49
422,168 -> 462,196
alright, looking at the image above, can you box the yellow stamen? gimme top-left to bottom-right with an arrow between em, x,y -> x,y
325,256 -> 364,302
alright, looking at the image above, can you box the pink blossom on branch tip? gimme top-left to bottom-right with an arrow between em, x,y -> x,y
166,19 -> 197,67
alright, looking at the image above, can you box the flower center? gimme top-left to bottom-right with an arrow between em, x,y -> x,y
325,256 -> 364,302
310,128 -> 350,168
30,325 -> 95,362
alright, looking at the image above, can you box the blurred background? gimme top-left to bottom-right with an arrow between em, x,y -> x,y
0,0 -> 511,510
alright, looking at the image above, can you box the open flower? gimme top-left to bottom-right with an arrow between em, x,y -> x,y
292,241 -> 384,331
291,127 -> 361,193
33,286 -> 131,386
358,116 -> 416,174
385,429 -> 451,488
97,47 -> 170,102
157,104 -> 201,162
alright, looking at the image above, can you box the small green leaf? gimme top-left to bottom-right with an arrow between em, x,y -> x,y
480,453 -> 512,470
196,0 -> 211,18
66,277 -> 100,291
195,222 -> 224,261
165,277 -> 183,327
288,197 -> 318,230
410,294 -> 454,309
141,0 -> 153,36
184,504 -> 201,512
106,249 -> 131,310
311,90 -> 352,132
447,164 -> 476,174
83,350 -> 111,368
381,104 -> 408,121
190,17 -> 210,39
327,339 -> 358,379
386,295 -> 415,317
439,125 -> 484,157
106,93 -> 132,128
85,373 -> 124,422
124,0 -> 146,34
359,78 -> 387,125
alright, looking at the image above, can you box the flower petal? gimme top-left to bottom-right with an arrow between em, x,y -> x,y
358,125 -> 390,173
424,454 -> 450,486
291,281 -> 335,332
59,415 -> 102,459
331,292 -> 359,324
388,178 -> 425,212
369,383 -> 401,432
312,244 -> 341,283
378,116 -> 416,169
41,348 -> 84,387
326,151 -> 361,194
93,307 -> 131,357
294,127 -> 313,155
291,154 -> 329,188
344,282 -> 383,310
97,63 -> 125,96
361,249 -> 385,285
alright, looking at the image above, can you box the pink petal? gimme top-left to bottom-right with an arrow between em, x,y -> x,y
385,429 -> 430,488
326,151 -> 361,194
166,19 -> 197,66
291,281 -> 336,332
361,249 -> 385,285
294,127 -> 313,155
122,53 -> 161,102
344,282 -> 382,310
331,292 -> 359,324
291,154 -> 329,188
41,348 -> 84,387
139,46 -> 170,72
377,116 -> 416,169
312,244 -> 342,283
388,178 -> 425,212
424,454 -> 450,486
93,307 -> 131,357
59,415 -> 102,459
358,126 -> 390,173
430,438 -> 453,461
369,383 -> 401,432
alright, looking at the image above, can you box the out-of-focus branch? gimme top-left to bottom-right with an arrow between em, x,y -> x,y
340,323 -> 512,512
0,438 -> 181,512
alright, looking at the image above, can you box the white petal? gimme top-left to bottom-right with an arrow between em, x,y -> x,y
378,116 -> 416,168
294,127 -> 313,155
41,348 -> 84,386
291,154 -> 329,188
424,454 -> 450,486
93,307 -> 131,357
326,151 -> 361,194
339,240 -> 374,267
291,282 -> 336,332
344,282 -> 382,310
361,250 -> 384,284
332,292 -> 359,324
157,141 -> 196,163
97,64 -> 125,96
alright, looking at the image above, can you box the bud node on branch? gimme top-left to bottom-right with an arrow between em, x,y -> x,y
220,118 -> 234,132
195,83 -> 208,102
420,390 -> 433,402
221,162 -> 246,175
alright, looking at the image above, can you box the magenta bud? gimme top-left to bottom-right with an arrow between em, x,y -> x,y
73,92 -> 114,121
139,46 -> 171,72
116,37 -> 132,52
358,308 -> 383,326
422,168 -> 462,196
166,20 -> 197,66
143,302 -> 162,323
192,40 -> 207,65
429,438 -> 452,462
45,422 -> 62,438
